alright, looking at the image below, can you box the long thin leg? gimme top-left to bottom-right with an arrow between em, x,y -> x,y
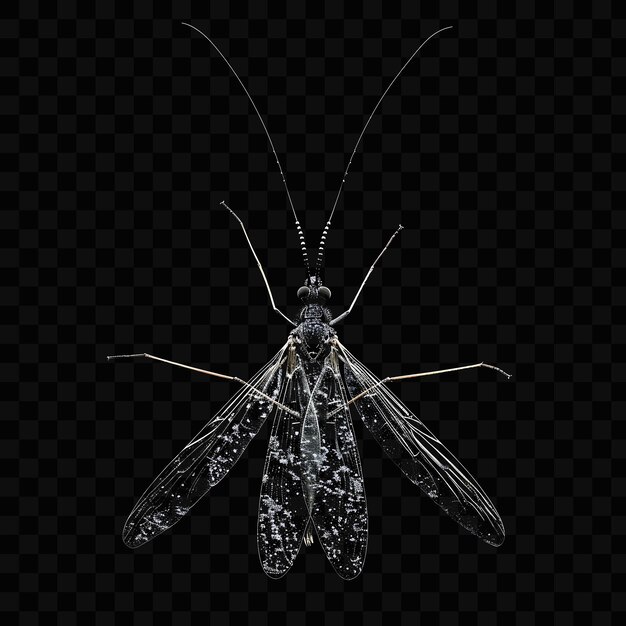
330,224 -> 403,326
345,362 -> 512,407
220,201 -> 297,327
107,352 -> 298,416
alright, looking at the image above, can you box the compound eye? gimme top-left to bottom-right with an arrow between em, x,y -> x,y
318,286 -> 331,300
297,286 -> 310,300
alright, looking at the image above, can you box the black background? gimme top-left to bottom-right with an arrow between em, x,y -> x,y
6,0 -> 620,623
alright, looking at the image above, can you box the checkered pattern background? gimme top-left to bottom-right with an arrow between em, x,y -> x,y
5,0 -> 620,623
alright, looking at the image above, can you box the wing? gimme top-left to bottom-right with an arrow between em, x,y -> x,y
337,341 -> 505,546
306,362 -> 368,579
123,343 -> 289,548
258,349 -> 368,580
257,360 -> 309,578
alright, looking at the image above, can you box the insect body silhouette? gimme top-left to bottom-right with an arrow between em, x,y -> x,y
108,23 -> 511,579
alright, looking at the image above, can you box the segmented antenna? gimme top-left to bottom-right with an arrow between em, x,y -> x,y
315,219 -> 331,275
295,219 -> 310,273
314,26 -> 453,275
182,22 -> 311,275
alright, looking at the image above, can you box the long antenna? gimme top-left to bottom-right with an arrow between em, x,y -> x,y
315,25 -> 453,275
182,22 -> 311,275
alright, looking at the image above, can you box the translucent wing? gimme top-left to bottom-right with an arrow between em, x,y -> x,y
257,359 -> 309,578
258,349 -> 368,579
337,341 -> 505,546
123,343 -> 288,548
305,361 -> 368,579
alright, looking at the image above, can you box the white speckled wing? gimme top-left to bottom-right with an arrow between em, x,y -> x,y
338,341 -> 505,547
258,350 -> 368,579
122,344 -> 288,548
306,365 -> 368,579
257,365 -> 309,578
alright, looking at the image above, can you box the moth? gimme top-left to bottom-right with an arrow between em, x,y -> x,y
109,23 -> 511,579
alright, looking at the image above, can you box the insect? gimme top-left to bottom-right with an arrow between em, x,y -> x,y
108,23 -> 511,579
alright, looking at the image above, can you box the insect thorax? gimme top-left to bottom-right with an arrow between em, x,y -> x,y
292,310 -> 336,361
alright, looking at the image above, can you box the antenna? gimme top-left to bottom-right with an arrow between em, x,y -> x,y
314,26 -> 453,275
182,22 -> 311,275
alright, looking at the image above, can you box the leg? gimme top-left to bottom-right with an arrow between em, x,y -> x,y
107,353 -> 298,416
330,225 -> 403,326
346,362 -> 512,407
221,201 -> 296,327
